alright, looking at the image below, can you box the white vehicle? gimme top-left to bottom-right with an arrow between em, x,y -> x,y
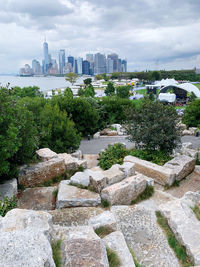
158,93 -> 176,103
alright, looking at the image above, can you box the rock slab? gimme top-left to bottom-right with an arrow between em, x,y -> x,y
103,164 -> 125,186
36,148 -> 57,161
0,178 -> 17,201
88,211 -> 117,231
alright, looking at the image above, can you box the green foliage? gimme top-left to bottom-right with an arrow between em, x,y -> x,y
65,72 -> 78,85
12,86 -> 43,98
0,195 -> 17,217
192,205 -> 200,221
53,189 -> 58,199
95,227 -> 113,238
126,99 -> 181,154
78,87 -> 85,96
106,247 -> 121,267
84,84 -> 95,97
116,85 -> 130,98
105,82 -> 115,96
95,74 -> 103,80
98,143 -> 128,170
156,211 -> 193,267
64,87 -> 73,99
128,246 -> 144,267
84,78 -> 92,85
101,199 -> 110,208
196,154 -> 200,165
131,186 -> 154,205
52,239 -> 62,267
182,99 -> 200,127
151,71 -> 161,81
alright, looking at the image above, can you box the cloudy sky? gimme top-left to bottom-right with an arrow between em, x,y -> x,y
0,0 -> 200,73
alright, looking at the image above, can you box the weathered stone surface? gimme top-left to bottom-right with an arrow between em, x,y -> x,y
111,205 -> 180,267
70,170 -> 91,187
0,230 -> 55,267
56,183 -> 101,208
71,149 -> 82,160
18,158 -> 66,187
36,148 -> 57,161
164,155 -> 195,181
182,148 -> 198,159
159,191 -> 200,265
103,231 -> 135,267
94,131 -> 100,139
124,155 -> 176,186
88,211 -> 117,231
101,174 -> 147,205
54,225 -> 109,267
182,129 -> 194,136
0,178 -> 17,200
195,166 -> 200,174
89,171 -> 107,193
118,162 -> 135,177
0,209 -> 55,267
177,122 -> 187,130
107,130 -> 118,136
103,164 -> 125,186
49,207 -> 104,227
83,154 -> 99,169
18,186 -> 57,210
182,142 -> 193,149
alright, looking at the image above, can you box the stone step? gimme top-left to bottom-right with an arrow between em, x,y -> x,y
111,205 -> 180,267
159,191 -> 200,265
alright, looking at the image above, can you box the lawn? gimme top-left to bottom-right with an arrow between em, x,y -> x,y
195,84 -> 200,90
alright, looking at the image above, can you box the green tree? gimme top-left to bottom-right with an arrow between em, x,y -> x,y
116,86 -> 130,98
64,87 -> 73,99
65,72 -> 78,85
83,78 -> 92,85
12,86 -> 43,98
126,99 -> 181,153
182,99 -> 200,127
95,74 -> 103,80
105,82 -> 115,96
151,71 -> 161,81
84,85 -> 95,97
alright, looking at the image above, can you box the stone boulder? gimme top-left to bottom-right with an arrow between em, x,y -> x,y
89,171 -> 107,193
103,231 -> 135,267
182,142 -> 193,149
101,174 -> 147,205
70,170 -> 91,187
18,158 -> 66,187
93,132 -> 100,139
0,178 -> 17,201
107,130 -> 118,136
181,148 -> 199,159
124,155 -> 176,186
57,153 -> 87,170
56,182 -> 101,208
182,129 -> 194,136
195,166 -> 200,174
164,155 -> 195,181
88,211 -> 117,231
71,149 -> 82,160
118,162 -> 135,178
103,164 -> 125,186
36,148 -> 57,161
18,186 -> 57,211
54,225 -> 109,267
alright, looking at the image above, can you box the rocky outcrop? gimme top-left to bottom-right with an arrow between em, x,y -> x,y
57,153 -> 87,170
18,158 -> 66,187
159,191 -> 200,265
0,178 -> 17,200
54,225 -> 109,267
88,211 -> 117,231
70,170 -> 91,187
111,205 -> 180,267
103,231 -> 135,267
89,171 -> 107,193
56,182 -> 101,208
93,132 -> 100,139
103,164 -> 125,186
118,162 -> 135,178
101,174 -> 147,205
164,155 -> 195,181
36,148 -> 57,161
124,155 -> 176,186
71,149 -> 82,160
18,186 -> 57,210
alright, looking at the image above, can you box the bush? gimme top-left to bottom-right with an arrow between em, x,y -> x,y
98,143 -> 128,170
52,239 -> 62,267
116,85 -> 130,98
105,82 -> 115,96
0,196 -> 17,217
106,247 -> 121,267
126,99 -> 181,154
182,99 -> 200,127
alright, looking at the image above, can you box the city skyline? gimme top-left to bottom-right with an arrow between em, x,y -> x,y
0,0 -> 200,73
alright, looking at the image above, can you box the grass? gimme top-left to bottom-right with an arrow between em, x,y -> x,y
131,185 -> 154,205
191,205 -> 200,220
0,195 -> 18,217
53,188 -> 58,198
106,247 -> 121,267
196,154 -> 200,165
164,180 -> 180,190
101,199 -> 110,208
156,211 -> 193,267
135,89 -> 147,95
128,246 -> 144,267
95,226 -> 113,238
69,182 -> 88,190
195,84 -> 200,90
52,239 -> 62,267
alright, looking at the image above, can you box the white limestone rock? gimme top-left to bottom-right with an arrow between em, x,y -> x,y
70,170 -> 91,187
182,142 -> 193,149
71,149 -> 82,160
88,211 -> 117,231
57,153 -> 87,170
36,148 -> 58,161
103,164 -> 125,186
93,132 -> 100,139
89,170 -> 107,193
118,162 -> 135,177
103,231 -> 135,267
0,178 -> 17,201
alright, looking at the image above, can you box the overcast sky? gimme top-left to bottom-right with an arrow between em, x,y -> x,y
0,0 -> 200,73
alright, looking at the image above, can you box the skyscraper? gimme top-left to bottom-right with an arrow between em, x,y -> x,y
106,58 -> 114,74
43,40 -> 49,74
82,60 -> 90,75
59,49 -> 65,74
122,59 -> 127,72
32,60 -> 41,75
68,56 -> 74,69
107,53 -> 118,72
77,57 -> 83,75
94,53 -> 106,75
86,54 -> 94,63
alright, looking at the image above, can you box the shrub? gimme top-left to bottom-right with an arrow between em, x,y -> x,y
52,239 -> 62,267
106,247 -> 121,267
98,143 -> 128,170
182,99 -> 200,127
0,196 -> 17,217
105,82 -> 115,96
116,85 -> 130,98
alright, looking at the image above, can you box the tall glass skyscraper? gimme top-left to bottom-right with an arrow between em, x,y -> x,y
43,40 -> 49,74
59,49 -> 65,74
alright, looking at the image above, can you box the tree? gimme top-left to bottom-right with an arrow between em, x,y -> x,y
151,71 -> 161,81
116,86 -> 130,98
65,72 -> 78,85
12,86 -> 43,98
126,99 -> 181,153
105,82 -> 115,96
102,73 -> 109,81
84,78 -> 92,85
182,99 -> 200,127
84,85 -> 95,97
64,87 -> 73,99
95,74 -> 103,80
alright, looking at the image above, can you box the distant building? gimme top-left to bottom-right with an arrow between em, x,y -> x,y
86,54 -> 94,63
94,53 -> 106,75
82,60 -> 90,75
19,64 -> 33,76
77,57 -> 83,74
106,58 -> 114,73
63,63 -> 72,74
107,53 -> 118,72
122,59 -> 127,72
43,40 -> 49,74
32,60 -> 41,75
68,56 -> 74,70
118,58 -> 122,72
59,49 -> 65,74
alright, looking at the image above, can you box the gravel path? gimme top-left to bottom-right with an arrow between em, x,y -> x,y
79,135 -> 200,154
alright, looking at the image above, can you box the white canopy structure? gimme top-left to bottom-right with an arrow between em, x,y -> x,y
160,82 -> 200,98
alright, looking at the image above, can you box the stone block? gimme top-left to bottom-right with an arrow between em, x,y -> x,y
88,211 -> 117,231
103,164 -> 125,186
0,178 -> 17,201
36,148 -> 57,161
118,162 -> 135,177
70,170 -> 91,187
93,132 -> 100,139
71,149 -> 82,160
89,171 -> 107,193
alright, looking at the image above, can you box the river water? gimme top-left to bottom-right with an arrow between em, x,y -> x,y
0,75 -> 86,93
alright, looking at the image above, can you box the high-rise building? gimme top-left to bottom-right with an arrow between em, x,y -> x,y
94,53 -> 106,75
118,58 -> 122,72
43,40 -> 49,74
68,56 -> 74,70
107,53 -> 118,72
122,59 -> 127,72
82,60 -> 90,75
59,49 -> 65,74
32,60 -> 41,75
86,54 -> 94,63
106,58 -> 114,74
74,59 -> 78,74
77,57 -> 83,75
